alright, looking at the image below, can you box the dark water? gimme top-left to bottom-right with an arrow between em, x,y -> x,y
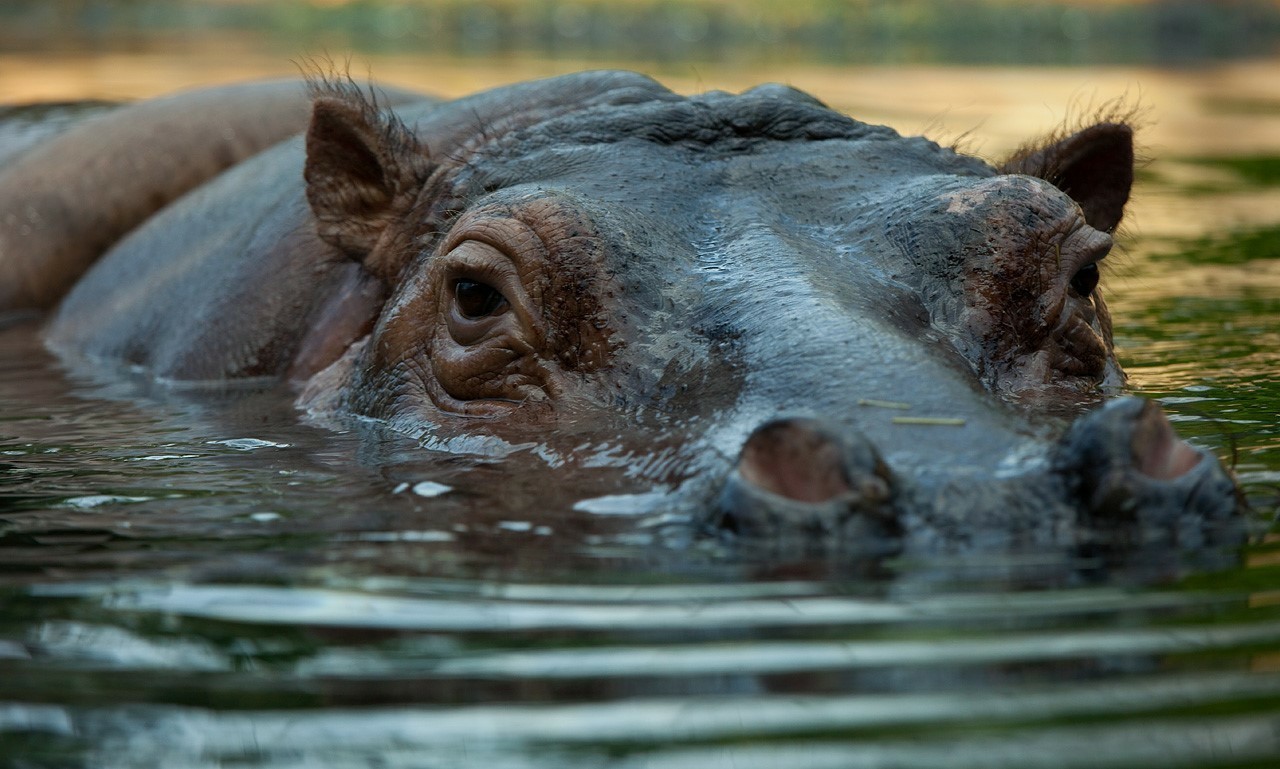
2,63 -> 1280,769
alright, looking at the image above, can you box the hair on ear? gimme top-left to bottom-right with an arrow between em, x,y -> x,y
304,73 -> 425,159
303,72 -> 433,263
999,98 -> 1147,233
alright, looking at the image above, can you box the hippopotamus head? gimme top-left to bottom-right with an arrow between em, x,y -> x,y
292,72 -> 1239,558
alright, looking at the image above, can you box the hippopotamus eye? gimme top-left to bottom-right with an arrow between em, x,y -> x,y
1070,263 -> 1100,297
453,279 -> 509,319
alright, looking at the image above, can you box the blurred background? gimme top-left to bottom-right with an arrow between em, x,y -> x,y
2,0 -> 1280,158
5,0 -> 1280,67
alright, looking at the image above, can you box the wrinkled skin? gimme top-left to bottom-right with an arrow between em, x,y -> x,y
0,72 -> 1243,560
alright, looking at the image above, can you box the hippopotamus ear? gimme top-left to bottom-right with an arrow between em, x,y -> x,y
999,123 -> 1134,233
304,91 -> 433,275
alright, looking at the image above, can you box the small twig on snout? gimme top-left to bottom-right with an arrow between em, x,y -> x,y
891,416 -> 967,426
858,398 -> 913,410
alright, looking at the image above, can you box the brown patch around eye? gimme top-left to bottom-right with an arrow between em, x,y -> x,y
453,278 -> 508,319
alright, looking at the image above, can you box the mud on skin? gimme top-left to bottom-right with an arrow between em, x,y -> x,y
0,71 -> 1245,563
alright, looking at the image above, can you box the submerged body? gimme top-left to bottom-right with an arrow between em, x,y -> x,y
0,72 -> 1242,558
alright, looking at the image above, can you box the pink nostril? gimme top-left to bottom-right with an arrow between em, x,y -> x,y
1131,401 -> 1203,480
738,420 -> 852,503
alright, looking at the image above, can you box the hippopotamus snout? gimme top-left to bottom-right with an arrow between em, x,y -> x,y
713,397 -> 1240,556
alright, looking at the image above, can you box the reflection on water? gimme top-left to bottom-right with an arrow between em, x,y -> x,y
1,43 -> 1279,769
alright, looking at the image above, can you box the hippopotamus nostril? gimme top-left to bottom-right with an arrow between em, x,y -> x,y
1054,397 -> 1241,547
738,419 -> 855,504
711,419 -> 900,554
737,418 -> 895,506
1129,400 -> 1203,480
1059,397 -> 1207,490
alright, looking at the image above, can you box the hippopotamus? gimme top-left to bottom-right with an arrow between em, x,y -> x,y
0,71 -> 1242,559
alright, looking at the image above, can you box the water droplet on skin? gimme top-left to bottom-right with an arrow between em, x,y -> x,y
207,438 -> 290,451
411,481 -> 451,498
60,495 -> 150,509
573,491 -> 670,516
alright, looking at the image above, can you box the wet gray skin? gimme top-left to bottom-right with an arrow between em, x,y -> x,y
5,71 -> 1241,561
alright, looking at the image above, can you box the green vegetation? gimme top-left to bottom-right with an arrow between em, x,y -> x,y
2,0 -> 1278,67
1200,96 -> 1280,117
1155,223 -> 1280,266
1185,156 -> 1280,188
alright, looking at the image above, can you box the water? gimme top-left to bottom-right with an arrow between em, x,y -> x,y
2,33 -> 1280,769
